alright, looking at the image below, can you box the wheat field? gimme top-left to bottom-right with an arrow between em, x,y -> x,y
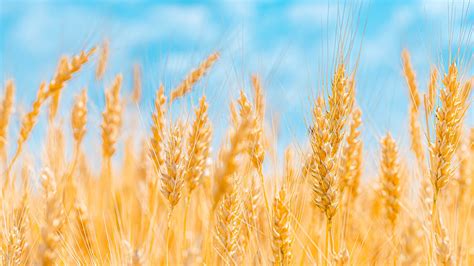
1,3 -> 474,266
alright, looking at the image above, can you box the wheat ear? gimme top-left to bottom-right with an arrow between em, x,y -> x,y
96,39 -> 109,80
40,168 -> 64,266
161,123 -> 185,265
170,52 -> 220,103
379,133 -> 401,228
132,63 -> 142,104
48,48 -> 96,120
0,79 -> 15,161
4,82 -> 47,192
272,185 -> 293,266
215,175 -> 242,265
185,95 -> 212,193
149,84 -> 166,174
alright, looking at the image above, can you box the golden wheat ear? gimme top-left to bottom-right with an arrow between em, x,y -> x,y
0,79 -> 15,160
170,52 -> 220,103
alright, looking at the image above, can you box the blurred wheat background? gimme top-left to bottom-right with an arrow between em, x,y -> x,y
0,0 -> 473,265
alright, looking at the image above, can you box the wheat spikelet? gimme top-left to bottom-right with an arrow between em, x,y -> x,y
101,74 -> 123,158
379,133 -> 401,227
426,66 -> 438,114
238,90 -> 264,172
3,82 -> 48,190
18,82 -> 47,145
251,74 -> 265,121
123,240 -> 145,266
3,227 -> 23,265
132,63 -> 142,104
96,39 -> 109,80
340,107 -> 362,194
71,88 -> 88,144
402,49 -> 421,109
272,185 -> 292,266
409,105 -> 425,164
186,95 -> 212,193
402,50 -> 426,173
161,123 -> 185,208
0,79 -> 15,159
3,193 -> 29,265
215,175 -> 242,265
456,135 -> 471,202
244,177 -> 261,228
327,64 -> 353,154
214,109 -> 252,207
74,201 -> 95,263
429,63 -> 470,192
435,225 -> 454,265
310,96 -> 338,220
40,168 -> 64,266
48,48 -> 96,120
149,84 -> 166,173
170,52 -> 219,103
229,101 -> 239,127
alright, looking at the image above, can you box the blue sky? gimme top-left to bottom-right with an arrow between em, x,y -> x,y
0,0 -> 473,169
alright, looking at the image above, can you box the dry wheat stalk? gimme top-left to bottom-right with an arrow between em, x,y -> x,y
170,52 -> 220,103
